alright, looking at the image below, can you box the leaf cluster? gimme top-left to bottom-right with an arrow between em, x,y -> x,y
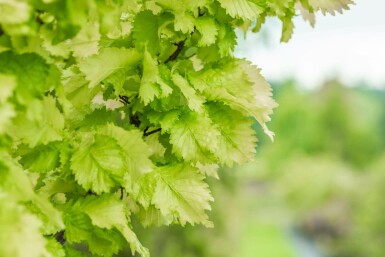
0,0 -> 352,256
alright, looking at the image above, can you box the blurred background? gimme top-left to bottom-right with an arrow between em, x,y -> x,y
127,0 -> 385,256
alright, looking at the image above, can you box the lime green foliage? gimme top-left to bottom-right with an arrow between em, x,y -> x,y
0,0 -> 352,256
126,82 -> 383,257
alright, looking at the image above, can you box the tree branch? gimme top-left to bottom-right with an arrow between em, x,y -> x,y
143,128 -> 161,137
118,95 -> 130,105
54,230 -> 66,245
165,39 -> 186,63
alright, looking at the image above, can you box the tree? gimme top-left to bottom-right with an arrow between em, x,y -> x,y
0,0 -> 353,256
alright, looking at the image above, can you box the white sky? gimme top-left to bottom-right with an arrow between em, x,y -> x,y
235,0 -> 385,89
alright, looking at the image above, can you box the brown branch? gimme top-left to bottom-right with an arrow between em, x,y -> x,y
143,128 -> 161,137
165,39 -> 186,63
120,187 -> 124,200
130,114 -> 141,128
119,95 -> 130,105
54,230 -> 66,245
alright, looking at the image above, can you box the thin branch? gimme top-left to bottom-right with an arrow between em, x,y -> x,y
120,187 -> 124,200
165,39 -> 186,63
87,190 -> 97,196
119,95 -> 130,105
54,230 -> 66,245
143,128 -> 161,137
130,114 -> 141,127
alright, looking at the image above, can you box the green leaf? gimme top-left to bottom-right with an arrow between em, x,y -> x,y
69,195 -> 150,257
0,193 -> 51,257
0,73 -> 16,134
162,109 -> 219,162
208,103 -> 257,166
0,52 -> 50,102
171,73 -> 204,112
78,47 -> 141,88
280,15 -> 295,43
70,134 -> 127,194
73,194 -> 127,229
239,60 -> 278,140
0,0 -> 32,25
62,67 -> 100,109
189,60 -> 277,140
139,51 -> 173,105
174,12 -> 195,34
137,205 -> 173,227
132,172 -> 158,208
152,164 -> 214,227
19,143 -> 60,173
64,210 -> 125,257
309,0 -> 354,15
8,96 -> 65,147
98,124 -> 154,191
133,11 -> 161,55
64,245 -> 88,257
0,74 -> 16,103
297,1 -> 316,27
0,155 -> 36,201
217,0 -> 263,20
195,17 -> 219,46
66,19 -> 100,58
45,238 -> 65,257
145,133 -> 167,163
266,0 -> 293,16
0,103 -> 14,134
0,155 -> 64,234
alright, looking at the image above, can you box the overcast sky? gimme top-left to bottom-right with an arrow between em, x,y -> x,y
236,0 -> 385,89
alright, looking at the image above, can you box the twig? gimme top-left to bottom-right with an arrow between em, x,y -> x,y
130,114 -> 141,127
165,39 -> 186,63
120,187 -> 124,200
54,230 -> 66,245
119,95 -> 130,105
143,128 -> 161,137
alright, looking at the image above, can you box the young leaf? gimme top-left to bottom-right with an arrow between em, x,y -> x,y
8,96 -> 65,147
78,47 -> 141,88
0,194 -> 51,257
163,108 -> 219,162
217,0 -> 263,20
151,164 -> 214,227
133,11 -> 161,55
171,73 -> 204,112
70,134 -> 127,194
208,103 -> 257,166
98,124 -> 154,191
309,0 -> 354,15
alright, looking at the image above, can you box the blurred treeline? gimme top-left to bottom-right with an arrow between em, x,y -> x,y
124,80 -> 385,257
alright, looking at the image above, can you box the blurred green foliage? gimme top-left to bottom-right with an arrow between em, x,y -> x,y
255,80 -> 385,257
122,80 -> 385,257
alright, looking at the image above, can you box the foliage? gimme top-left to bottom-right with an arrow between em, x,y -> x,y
0,1 -> 352,256
130,81 -> 385,257
254,81 -> 385,257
